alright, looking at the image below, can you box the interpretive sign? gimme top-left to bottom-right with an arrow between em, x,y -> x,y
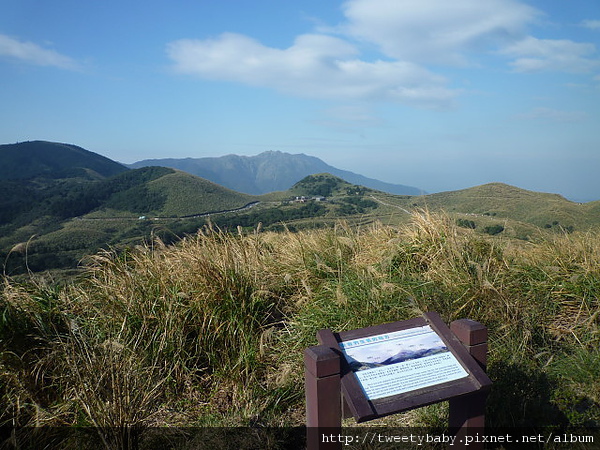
339,325 -> 468,400
316,312 -> 492,422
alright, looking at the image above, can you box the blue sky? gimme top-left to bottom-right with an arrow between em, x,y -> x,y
1,0 -> 599,201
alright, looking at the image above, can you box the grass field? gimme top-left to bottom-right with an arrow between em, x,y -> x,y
2,210 -> 600,448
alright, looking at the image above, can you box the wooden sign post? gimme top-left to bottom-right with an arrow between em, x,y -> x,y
305,312 -> 491,449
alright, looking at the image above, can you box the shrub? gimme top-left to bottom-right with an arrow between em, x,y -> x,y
457,218 -> 476,229
483,224 -> 504,235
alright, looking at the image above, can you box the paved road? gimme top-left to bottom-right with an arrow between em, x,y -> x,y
77,201 -> 261,221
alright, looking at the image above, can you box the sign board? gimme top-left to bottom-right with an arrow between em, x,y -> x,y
316,311 -> 492,423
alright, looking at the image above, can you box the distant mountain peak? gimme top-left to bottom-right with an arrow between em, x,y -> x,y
130,151 -> 424,196
260,150 -> 284,155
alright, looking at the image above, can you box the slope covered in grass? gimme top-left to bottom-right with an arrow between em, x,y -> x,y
145,170 -> 257,217
409,182 -> 591,230
2,213 -> 600,447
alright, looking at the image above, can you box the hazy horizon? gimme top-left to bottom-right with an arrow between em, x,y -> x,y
1,1 -> 599,202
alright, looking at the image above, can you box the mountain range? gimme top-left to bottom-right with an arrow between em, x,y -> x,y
129,151 -> 424,196
2,140 -> 600,274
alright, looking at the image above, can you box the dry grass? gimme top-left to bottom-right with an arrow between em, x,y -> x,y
2,213 -> 600,445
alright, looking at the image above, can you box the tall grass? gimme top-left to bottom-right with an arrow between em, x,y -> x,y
2,212 -> 600,445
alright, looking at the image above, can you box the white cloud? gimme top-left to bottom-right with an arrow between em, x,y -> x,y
167,32 -> 457,108
517,107 -> 587,123
166,0 -> 599,107
581,20 -> 600,30
501,36 -> 600,73
0,34 -> 80,70
340,0 -> 539,65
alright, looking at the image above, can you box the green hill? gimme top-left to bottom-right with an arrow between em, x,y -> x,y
288,173 -> 373,198
0,141 -> 128,180
403,183 -> 594,232
145,170 -> 256,217
83,167 -> 255,218
0,165 -> 258,274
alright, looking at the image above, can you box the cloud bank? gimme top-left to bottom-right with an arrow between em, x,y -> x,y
167,32 -> 456,108
166,0 -> 600,107
340,0 -> 538,65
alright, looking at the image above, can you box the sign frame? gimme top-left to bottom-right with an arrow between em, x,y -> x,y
316,311 -> 492,423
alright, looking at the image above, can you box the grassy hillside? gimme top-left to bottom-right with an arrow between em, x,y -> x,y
411,183 -> 588,229
278,178 -> 600,236
0,167 -> 258,274
2,213 -> 599,447
3,168 -> 600,277
365,183 -> 600,241
206,173 -> 381,232
145,170 -> 256,217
